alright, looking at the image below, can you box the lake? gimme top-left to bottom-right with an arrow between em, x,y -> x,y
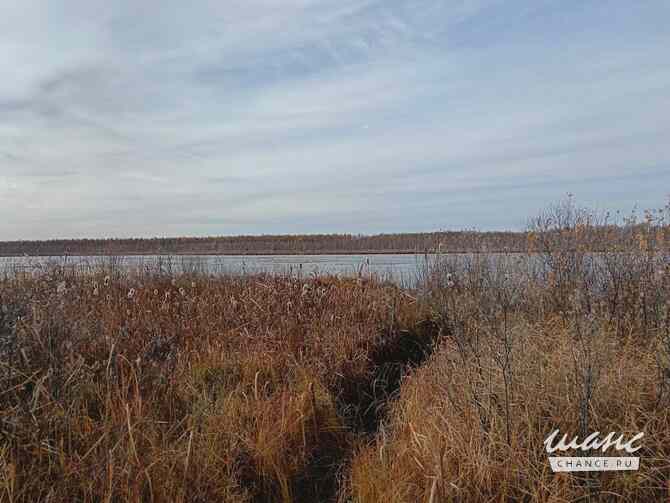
0,254 -> 435,285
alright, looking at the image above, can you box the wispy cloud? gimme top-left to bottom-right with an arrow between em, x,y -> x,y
0,0 -> 668,239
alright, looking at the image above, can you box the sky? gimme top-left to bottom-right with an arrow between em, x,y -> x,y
1,0 -> 669,240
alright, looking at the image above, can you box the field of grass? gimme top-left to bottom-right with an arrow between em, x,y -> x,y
1,199 -> 670,502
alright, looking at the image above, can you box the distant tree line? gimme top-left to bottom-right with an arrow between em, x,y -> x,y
0,231 -> 531,256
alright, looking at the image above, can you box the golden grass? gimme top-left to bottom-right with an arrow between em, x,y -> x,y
347,200 -> 670,501
348,320 -> 670,501
1,198 -> 670,502
0,270 -> 429,502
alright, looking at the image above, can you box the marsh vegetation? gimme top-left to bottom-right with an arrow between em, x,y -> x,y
1,198 -> 669,502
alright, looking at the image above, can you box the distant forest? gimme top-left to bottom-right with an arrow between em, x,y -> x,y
0,231 -> 529,256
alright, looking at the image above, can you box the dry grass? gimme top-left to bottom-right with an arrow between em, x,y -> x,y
0,269 -> 431,502
2,198 -> 670,502
348,198 -> 670,502
348,318 -> 670,501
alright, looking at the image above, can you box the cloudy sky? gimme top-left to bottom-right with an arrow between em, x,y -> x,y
1,1 -> 669,239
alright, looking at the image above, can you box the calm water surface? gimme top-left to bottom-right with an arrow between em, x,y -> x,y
0,254 -> 436,284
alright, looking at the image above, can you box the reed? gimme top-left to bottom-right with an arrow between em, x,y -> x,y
1,197 -> 669,502
0,268 -> 432,502
348,197 -> 670,502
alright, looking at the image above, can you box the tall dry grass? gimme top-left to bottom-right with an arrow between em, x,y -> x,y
0,267 -> 433,502
2,197 -> 670,502
349,197 -> 670,502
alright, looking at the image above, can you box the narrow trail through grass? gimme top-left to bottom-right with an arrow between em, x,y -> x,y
244,319 -> 442,503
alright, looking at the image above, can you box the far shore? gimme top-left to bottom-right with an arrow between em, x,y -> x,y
0,249 -> 530,258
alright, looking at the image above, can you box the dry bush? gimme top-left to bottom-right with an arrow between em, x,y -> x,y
348,197 -> 670,502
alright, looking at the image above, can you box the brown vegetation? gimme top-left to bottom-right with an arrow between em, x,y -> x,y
350,197 -> 670,501
1,197 -> 670,502
0,231 -> 529,257
0,266 -> 436,502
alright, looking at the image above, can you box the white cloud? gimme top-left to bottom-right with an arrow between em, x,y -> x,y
0,0 -> 669,238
